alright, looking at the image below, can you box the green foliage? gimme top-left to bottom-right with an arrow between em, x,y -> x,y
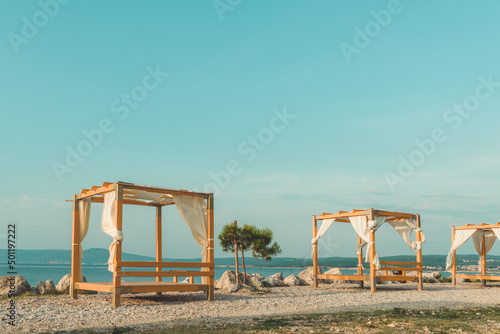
218,222 -> 282,261
218,221 -> 240,254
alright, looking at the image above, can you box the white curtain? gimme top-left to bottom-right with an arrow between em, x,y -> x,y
311,219 -> 335,256
349,216 -> 386,269
473,230 -> 497,268
102,191 -> 123,271
76,198 -> 91,281
493,228 -> 500,240
388,218 -> 426,251
445,229 -> 476,271
78,198 -> 91,259
172,194 -> 208,261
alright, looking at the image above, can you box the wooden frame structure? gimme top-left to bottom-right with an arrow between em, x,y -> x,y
312,209 -> 424,292
451,223 -> 500,286
70,181 -> 215,307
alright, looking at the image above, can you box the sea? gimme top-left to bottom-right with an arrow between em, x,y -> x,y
7,264 -> 464,286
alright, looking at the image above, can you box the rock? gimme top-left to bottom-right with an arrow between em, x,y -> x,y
37,280 -> 56,295
227,283 -> 240,293
215,270 -> 236,290
0,276 -> 31,296
56,274 -> 87,293
237,272 -> 253,285
252,273 -> 265,281
261,273 -> 284,287
283,274 -> 300,286
423,272 -> 442,279
30,287 -> 40,295
248,275 -> 263,288
215,271 -> 243,293
297,267 -> 322,286
323,268 -> 344,284
269,272 -> 283,281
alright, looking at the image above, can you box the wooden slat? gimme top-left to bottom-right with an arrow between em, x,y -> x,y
379,276 -> 417,282
379,267 -> 422,272
90,197 -> 157,207
317,274 -> 367,281
118,261 -> 214,268
379,261 -> 422,266
455,223 -> 500,230
117,270 -> 214,278
118,182 -> 209,199
75,282 -> 113,293
455,274 -> 500,280
78,184 -> 115,199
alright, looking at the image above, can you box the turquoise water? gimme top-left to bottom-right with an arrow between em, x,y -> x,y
9,264 -> 496,286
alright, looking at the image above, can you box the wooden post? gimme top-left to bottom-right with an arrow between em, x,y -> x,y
452,226 -> 456,286
357,235 -> 364,288
416,215 -> 423,291
312,216 -> 318,288
368,209 -> 376,293
481,233 -> 487,287
70,195 -> 80,299
156,205 -> 162,296
112,184 -> 123,307
206,194 -> 215,301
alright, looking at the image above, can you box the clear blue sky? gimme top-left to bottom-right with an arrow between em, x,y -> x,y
1,0 -> 499,260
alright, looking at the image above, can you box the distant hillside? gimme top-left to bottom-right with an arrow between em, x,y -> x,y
1,249 -> 499,270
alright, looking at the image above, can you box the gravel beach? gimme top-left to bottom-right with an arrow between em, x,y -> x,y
2,283 -> 499,333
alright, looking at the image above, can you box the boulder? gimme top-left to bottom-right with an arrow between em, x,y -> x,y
248,275 -> 263,288
0,276 -> 31,297
30,287 -> 40,294
423,272 -> 442,279
37,280 -> 56,295
237,272 -> 253,285
215,270 -> 251,293
262,273 -> 285,287
297,266 -> 322,286
323,268 -> 345,284
252,273 -> 265,281
56,274 -> 87,293
215,270 -> 236,290
283,274 -> 300,286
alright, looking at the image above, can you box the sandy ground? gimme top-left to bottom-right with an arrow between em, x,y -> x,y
2,283 -> 500,333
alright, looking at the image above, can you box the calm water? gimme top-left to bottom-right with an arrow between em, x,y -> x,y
7,264 -> 481,286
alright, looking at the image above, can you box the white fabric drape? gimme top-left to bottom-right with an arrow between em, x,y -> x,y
445,229 -> 476,271
78,198 -> 91,259
76,198 -> 91,281
493,228 -> 500,240
388,218 -> 425,251
349,216 -> 386,269
101,192 -> 123,271
473,230 -> 497,267
311,219 -> 335,256
172,194 -> 208,261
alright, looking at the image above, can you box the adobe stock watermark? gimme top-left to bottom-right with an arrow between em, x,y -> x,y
51,65 -> 169,182
385,74 -> 499,191
197,106 -> 296,195
7,0 -> 71,54
213,0 -> 243,21
340,0 -> 407,64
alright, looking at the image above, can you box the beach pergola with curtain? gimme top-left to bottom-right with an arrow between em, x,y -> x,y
446,223 -> 500,286
69,181 -> 215,307
312,209 -> 425,292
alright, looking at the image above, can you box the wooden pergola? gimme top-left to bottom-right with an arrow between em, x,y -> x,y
70,181 -> 215,307
312,208 -> 424,292
451,223 -> 500,286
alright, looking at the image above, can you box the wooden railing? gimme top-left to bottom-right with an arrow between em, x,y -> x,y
379,261 -> 422,276
116,261 -> 215,283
